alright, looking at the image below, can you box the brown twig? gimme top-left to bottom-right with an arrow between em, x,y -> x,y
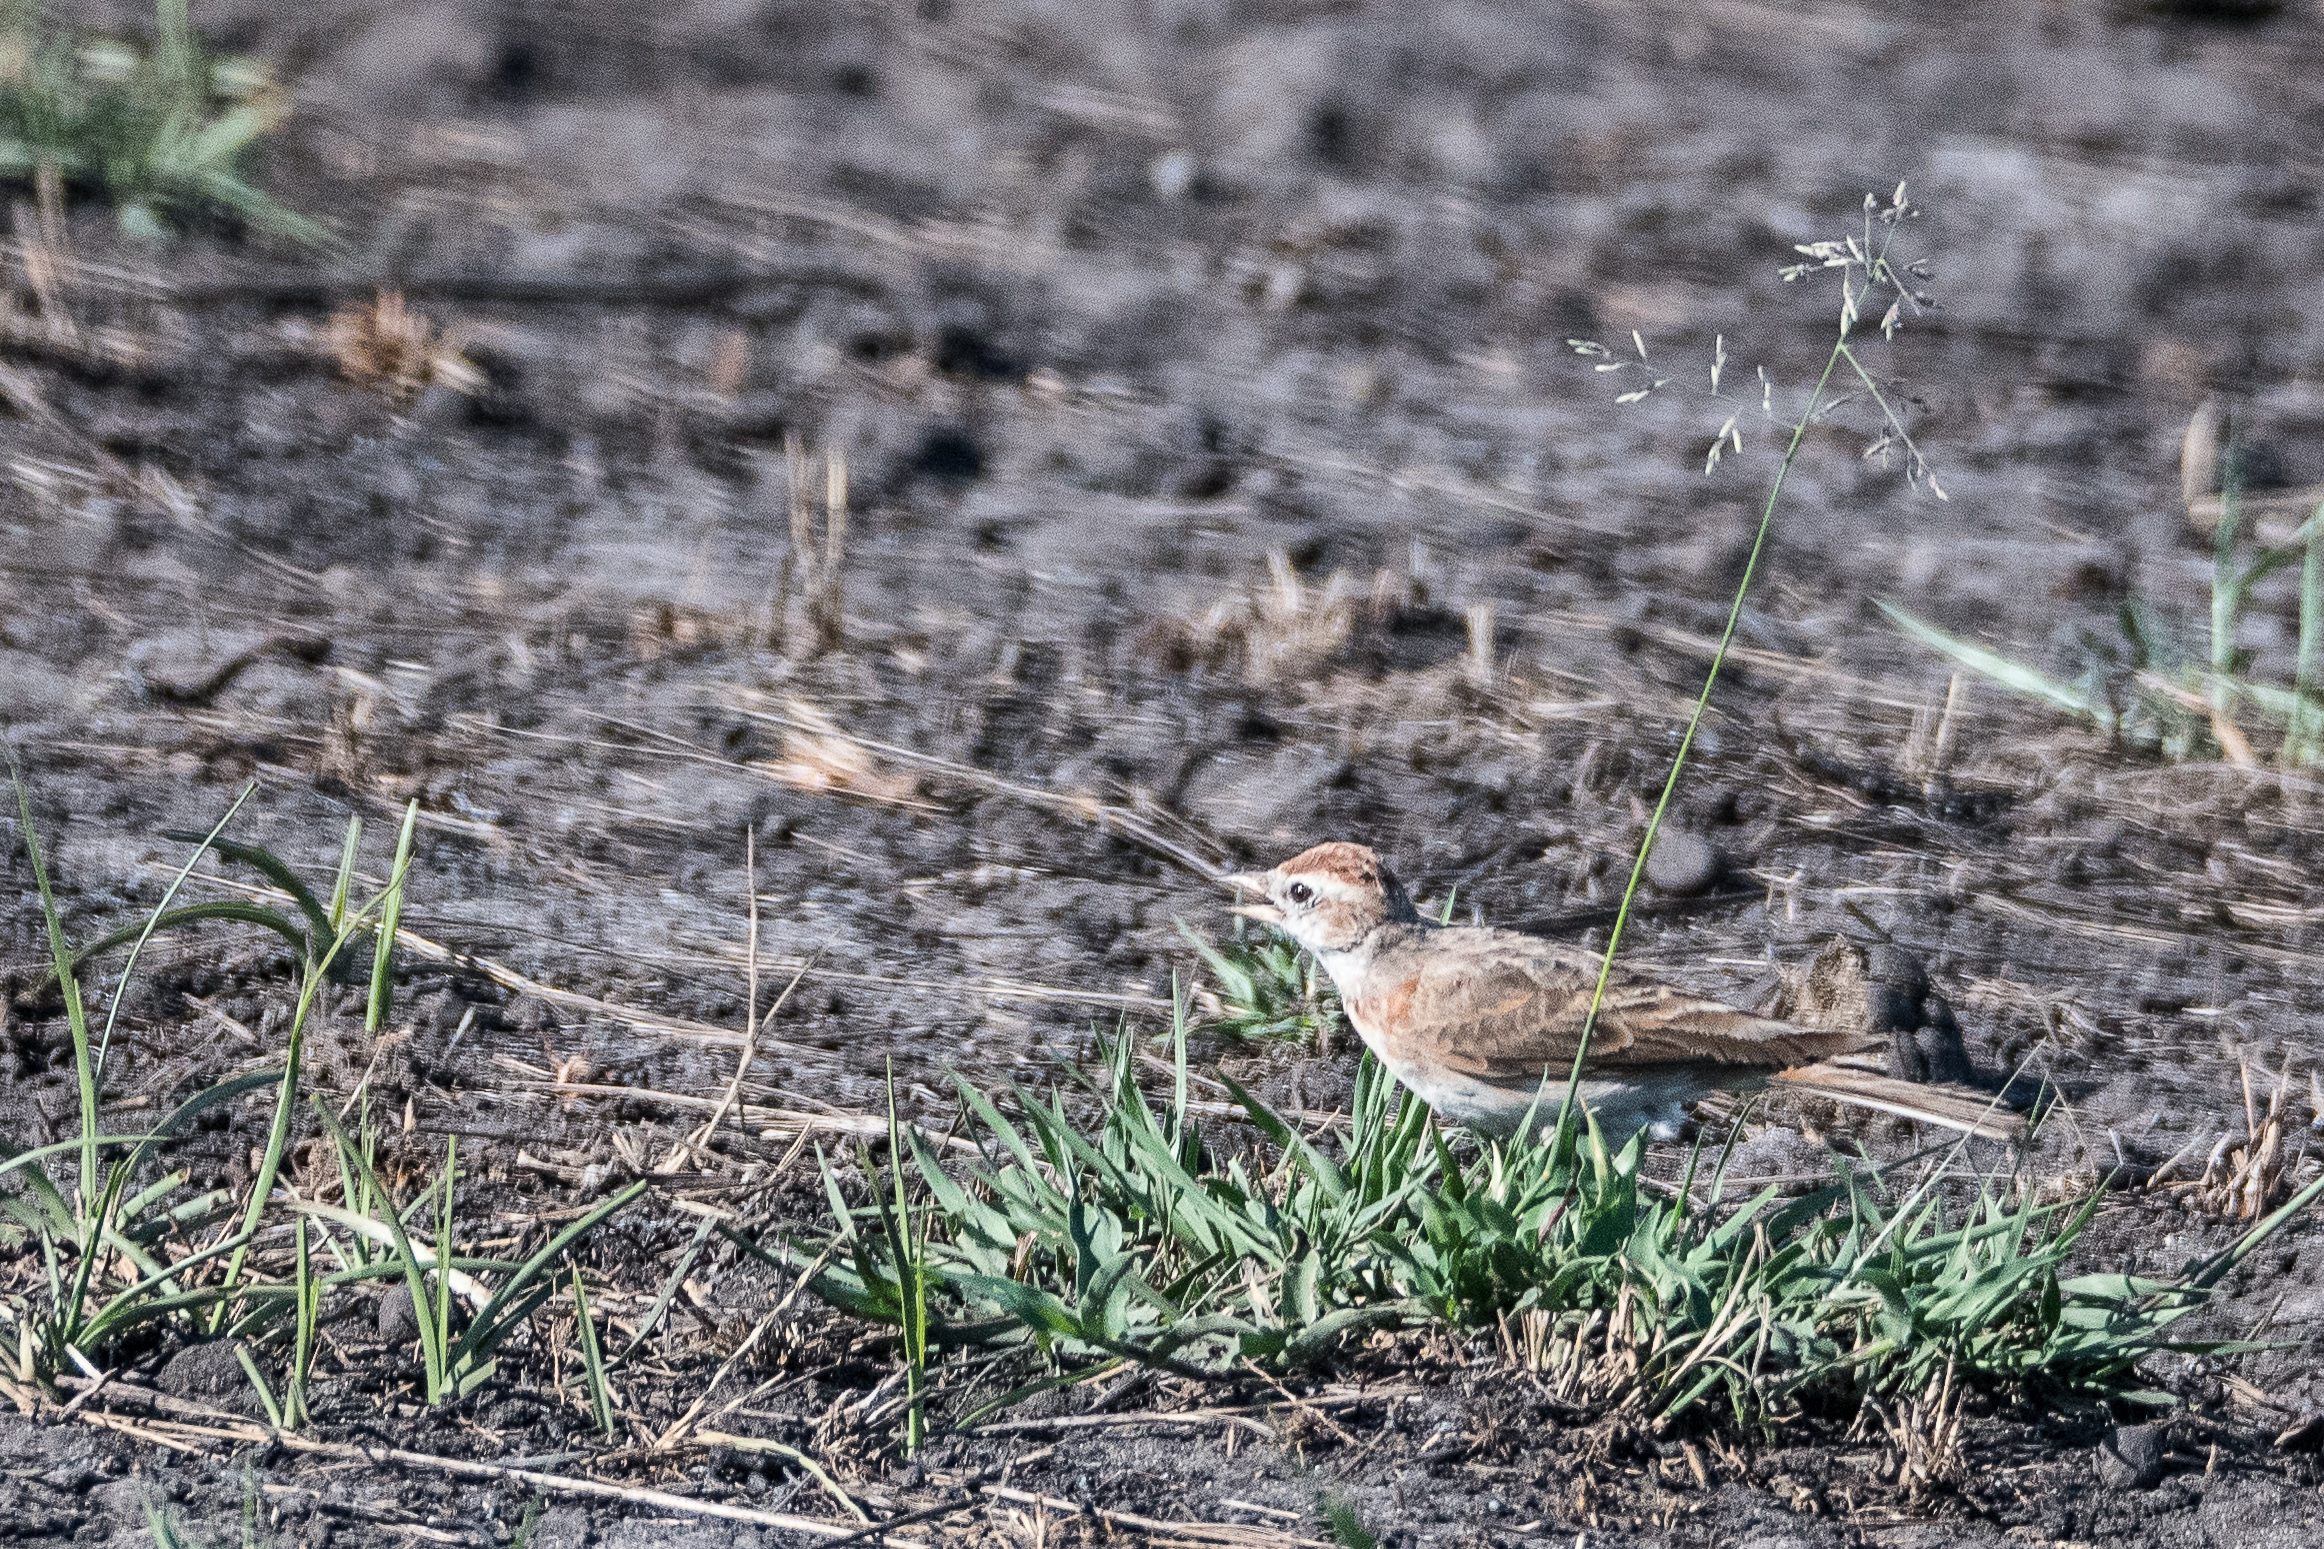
496,1062 -> 979,1156
692,946 -> 822,1149
979,1483 -> 1330,1549
965,1408 -> 1276,1440
1238,1358 -> 1361,1448
692,1430 -> 867,1522
64,1392 -> 933,1547
794,1495 -> 976,1549
270,1431 -> 934,1543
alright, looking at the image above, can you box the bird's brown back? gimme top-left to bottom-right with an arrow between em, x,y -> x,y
1347,924 -> 1877,1085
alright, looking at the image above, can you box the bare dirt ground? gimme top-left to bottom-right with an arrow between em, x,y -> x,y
7,0 -> 2324,1544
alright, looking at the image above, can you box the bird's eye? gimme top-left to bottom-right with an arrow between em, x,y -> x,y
1286,882 -> 1313,906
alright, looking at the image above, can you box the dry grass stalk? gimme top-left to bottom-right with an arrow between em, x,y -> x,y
319,674 -> 377,786
1465,601 -> 1497,688
690,849 -> 820,1146
323,291 -> 482,401
1498,1306 -> 1552,1371
9,163 -> 75,353
2177,1057 -> 2309,1218
628,602 -> 735,660
1152,550 -> 1433,684
729,691 -> 1226,877
1901,671 -> 1964,784
2182,395 -> 2222,510
776,433 -> 848,657
707,327 -> 750,398
1870,1358 -> 1966,1498
0,164 -> 145,366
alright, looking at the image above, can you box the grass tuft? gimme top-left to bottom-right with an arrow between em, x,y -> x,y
324,292 -> 483,402
3,765 -> 640,1422
0,0 -> 326,244
776,432 -> 849,657
785,1006 -> 2318,1435
1176,919 -> 1343,1047
1314,1491 -> 1379,1549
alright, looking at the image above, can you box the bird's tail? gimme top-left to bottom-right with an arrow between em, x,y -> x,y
1771,1063 -> 2023,1142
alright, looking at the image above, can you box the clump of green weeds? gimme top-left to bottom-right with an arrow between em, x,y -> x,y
796,1010 -> 1427,1393
1176,918 -> 1342,1046
289,1112 -> 645,1410
1,766 -> 638,1425
0,0 -> 326,243
792,1012 -> 2317,1430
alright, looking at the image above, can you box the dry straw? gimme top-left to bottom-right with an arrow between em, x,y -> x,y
776,432 -> 850,657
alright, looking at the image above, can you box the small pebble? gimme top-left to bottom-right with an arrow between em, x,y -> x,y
377,1283 -> 421,1344
1148,149 -> 1197,199
159,1340 -> 246,1399
1645,830 -> 1722,896
2096,1422 -> 2164,1490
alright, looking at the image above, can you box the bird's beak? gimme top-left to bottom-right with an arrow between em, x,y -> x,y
1222,870 -> 1285,926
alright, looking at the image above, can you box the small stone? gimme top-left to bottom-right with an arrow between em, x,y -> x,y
378,1282 -> 421,1344
159,1340 -> 246,1399
1148,149 -> 1197,199
2096,1422 -> 2165,1490
1645,830 -> 1721,896
1870,947 -> 1977,1085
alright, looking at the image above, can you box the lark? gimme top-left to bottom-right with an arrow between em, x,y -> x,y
1228,841 -> 2017,1143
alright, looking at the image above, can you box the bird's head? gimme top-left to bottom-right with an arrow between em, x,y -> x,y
1224,841 -> 1420,956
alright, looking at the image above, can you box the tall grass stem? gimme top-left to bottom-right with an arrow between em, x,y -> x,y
1553,341 -> 1847,1141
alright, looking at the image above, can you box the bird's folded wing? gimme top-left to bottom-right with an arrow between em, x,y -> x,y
1396,936 -> 1868,1082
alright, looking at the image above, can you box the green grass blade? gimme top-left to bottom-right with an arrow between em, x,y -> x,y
213,963 -> 331,1321
368,800 -> 419,1033
1218,1073 -> 1347,1204
619,1215 -> 717,1364
1878,602 -> 2115,730
124,1070 -> 282,1183
10,762 -> 102,1213
310,1104 -> 447,1401
289,1216 -> 316,1428
92,783 -> 258,1085
327,816 -> 363,933
69,901 -> 312,973
1555,336 -> 1851,1143
571,1262 -> 615,1437
158,831 -> 333,952
447,1179 -> 647,1374
2212,440 -> 2244,707
234,1343 -> 285,1429
432,1136 -> 457,1401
